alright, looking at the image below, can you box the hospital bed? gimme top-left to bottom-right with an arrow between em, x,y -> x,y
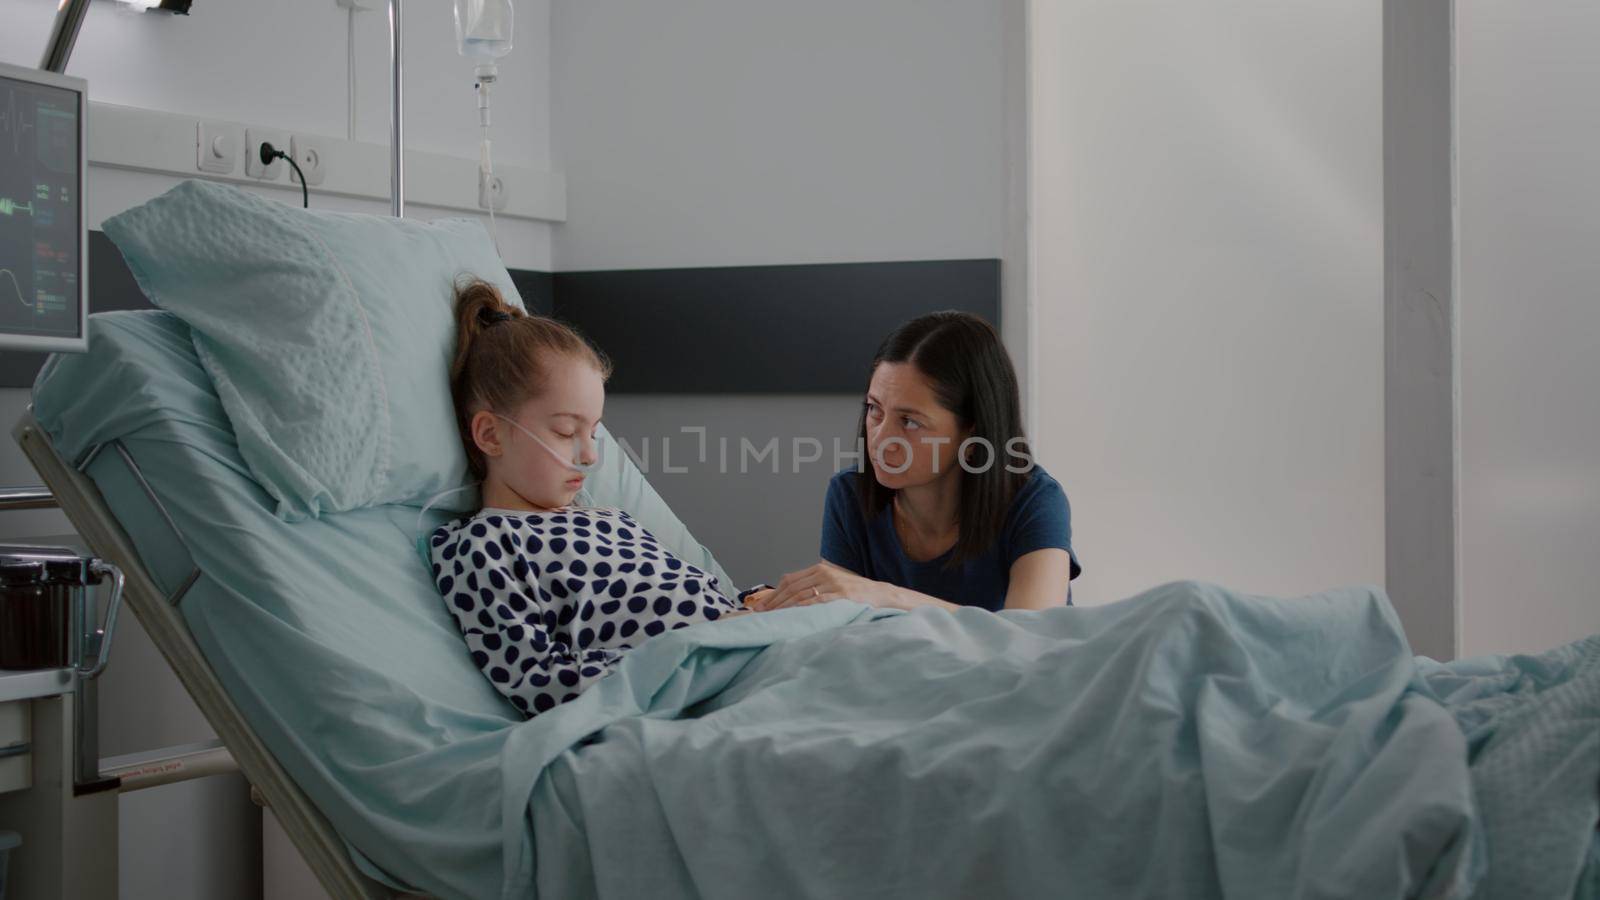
12,193 -> 1599,899
19,310 -> 1600,900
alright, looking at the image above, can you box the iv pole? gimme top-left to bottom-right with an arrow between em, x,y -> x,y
40,0 -> 92,73
389,0 -> 404,217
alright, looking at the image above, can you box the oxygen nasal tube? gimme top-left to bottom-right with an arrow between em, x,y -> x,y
412,410 -> 603,565
494,414 -> 603,474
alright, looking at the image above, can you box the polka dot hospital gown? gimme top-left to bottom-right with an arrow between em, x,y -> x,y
429,507 -> 761,718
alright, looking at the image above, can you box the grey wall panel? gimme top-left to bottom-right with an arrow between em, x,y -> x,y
509,269 -> 555,316
553,259 -> 1001,394
1384,0 -> 1457,660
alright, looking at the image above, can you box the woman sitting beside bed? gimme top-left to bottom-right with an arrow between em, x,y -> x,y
753,311 -> 1082,613
428,280 -> 771,718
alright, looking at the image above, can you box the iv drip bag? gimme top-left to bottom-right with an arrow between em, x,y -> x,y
455,0 -> 514,61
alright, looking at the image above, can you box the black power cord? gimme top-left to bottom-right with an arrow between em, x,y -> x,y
259,141 -> 309,209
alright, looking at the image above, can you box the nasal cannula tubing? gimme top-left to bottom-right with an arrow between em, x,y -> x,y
413,414 -> 602,554
493,414 -> 604,474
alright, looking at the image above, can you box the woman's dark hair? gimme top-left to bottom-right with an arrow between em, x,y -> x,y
449,277 -> 612,480
856,310 -> 1030,567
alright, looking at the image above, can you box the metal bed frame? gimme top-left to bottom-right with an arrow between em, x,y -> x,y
13,409 -> 432,900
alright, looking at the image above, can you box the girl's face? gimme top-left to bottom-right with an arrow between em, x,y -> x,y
473,356 -> 606,511
863,362 -> 970,491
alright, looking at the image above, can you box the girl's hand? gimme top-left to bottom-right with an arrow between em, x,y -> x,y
752,561 -> 904,611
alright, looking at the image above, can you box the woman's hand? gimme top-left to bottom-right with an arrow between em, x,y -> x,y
751,561 -> 958,612
750,561 -> 881,611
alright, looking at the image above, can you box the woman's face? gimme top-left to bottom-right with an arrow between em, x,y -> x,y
863,362 -> 969,491
474,357 -> 606,510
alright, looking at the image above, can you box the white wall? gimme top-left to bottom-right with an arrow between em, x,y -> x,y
550,0 -> 1009,584
0,2 -> 552,897
550,0 -> 1002,271
1028,1 -> 1385,606
1456,1 -> 1600,657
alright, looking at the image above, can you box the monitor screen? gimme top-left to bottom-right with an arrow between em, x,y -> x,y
0,63 -> 84,353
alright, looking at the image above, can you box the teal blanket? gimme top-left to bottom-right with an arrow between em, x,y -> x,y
500,582 -> 1599,900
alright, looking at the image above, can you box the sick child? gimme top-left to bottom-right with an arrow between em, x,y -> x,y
429,279 -> 773,718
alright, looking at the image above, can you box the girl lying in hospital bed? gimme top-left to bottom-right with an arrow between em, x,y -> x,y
426,279 -> 775,718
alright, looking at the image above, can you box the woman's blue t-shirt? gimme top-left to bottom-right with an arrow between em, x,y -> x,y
819,465 -> 1081,611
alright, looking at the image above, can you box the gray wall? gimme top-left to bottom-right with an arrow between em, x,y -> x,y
1027,0 -> 1386,606
549,0 -> 1005,271
1376,0 -> 1600,660
1000,0 -> 1032,423
550,0 -> 1011,583
1456,0 -> 1600,656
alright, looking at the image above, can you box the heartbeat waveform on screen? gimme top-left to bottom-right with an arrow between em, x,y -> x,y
0,269 -> 29,309
0,198 -> 35,217
0,90 -> 36,158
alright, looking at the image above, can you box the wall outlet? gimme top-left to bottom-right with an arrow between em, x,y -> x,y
289,135 -> 328,186
196,121 -> 239,175
244,128 -> 288,180
479,171 -> 508,211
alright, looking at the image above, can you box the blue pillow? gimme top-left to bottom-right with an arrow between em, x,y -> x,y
102,180 -> 522,520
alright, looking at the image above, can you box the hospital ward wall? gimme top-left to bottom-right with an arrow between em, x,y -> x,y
1027,3 -> 1388,609
1455,1 -> 1600,657
0,3 -> 555,898
548,0 -> 1012,587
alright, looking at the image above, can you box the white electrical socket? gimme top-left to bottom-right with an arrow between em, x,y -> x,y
479,171 -> 508,212
244,128 -> 289,180
289,135 -> 328,186
196,121 -> 240,175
